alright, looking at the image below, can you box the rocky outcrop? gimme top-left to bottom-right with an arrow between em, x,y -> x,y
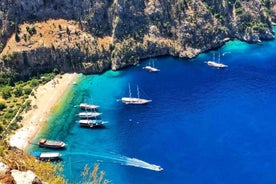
271,1 -> 276,23
0,147 -> 66,184
11,170 -> 42,184
0,0 -> 276,79
0,162 -> 43,184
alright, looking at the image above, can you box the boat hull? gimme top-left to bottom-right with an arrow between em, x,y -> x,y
80,103 -> 99,110
121,97 -> 152,105
32,152 -> 62,161
207,61 -> 228,68
77,119 -> 106,128
143,66 -> 160,72
38,138 -> 66,149
78,112 -> 102,118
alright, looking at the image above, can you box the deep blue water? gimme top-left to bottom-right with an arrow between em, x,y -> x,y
29,38 -> 276,183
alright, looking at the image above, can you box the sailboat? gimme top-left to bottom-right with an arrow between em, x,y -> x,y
77,119 -> 107,128
121,84 -> 152,105
206,52 -> 228,68
143,59 -> 160,72
79,103 -> 99,110
77,98 -> 107,128
77,112 -> 102,118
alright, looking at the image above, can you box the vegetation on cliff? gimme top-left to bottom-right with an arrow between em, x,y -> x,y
0,146 -> 66,183
0,144 -> 108,183
0,71 -> 58,183
0,0 -> 276,79
0,72 -> 56,140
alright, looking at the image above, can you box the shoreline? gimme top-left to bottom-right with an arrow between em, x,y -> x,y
9,73 -> 79,152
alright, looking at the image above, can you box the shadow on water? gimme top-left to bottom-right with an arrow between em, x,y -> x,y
77,126 -> 108,130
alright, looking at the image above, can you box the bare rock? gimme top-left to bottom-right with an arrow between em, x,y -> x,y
11,170 -> 42,184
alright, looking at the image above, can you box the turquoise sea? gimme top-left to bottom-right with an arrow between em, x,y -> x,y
29,34 -> 276,183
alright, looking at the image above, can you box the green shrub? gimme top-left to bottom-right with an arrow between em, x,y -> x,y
0,102 -> 6,110
236,8 -> 243,15
14,86 -> 23,97
1,86 -> 12,99
15,115 -> 23,122
4,111 -> 15,119
0,123 -> 4,135
9,122 -> 19,130
30,79 -> 39,87
24,87 -> 32,95
22,100 -> 32,112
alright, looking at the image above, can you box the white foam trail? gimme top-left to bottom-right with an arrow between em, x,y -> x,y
222,52 -> 231,56
125,157 -> 163,171
65,152 -> 163,171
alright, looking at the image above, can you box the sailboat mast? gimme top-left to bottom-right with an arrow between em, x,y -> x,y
213,53 -> 215,61
137,85 -> 140,99
129,83 -> 132,98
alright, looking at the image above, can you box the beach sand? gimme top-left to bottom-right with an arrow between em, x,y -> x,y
9,73 -> 79,151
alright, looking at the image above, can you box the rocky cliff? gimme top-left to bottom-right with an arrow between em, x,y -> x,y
0,0 -> 276,78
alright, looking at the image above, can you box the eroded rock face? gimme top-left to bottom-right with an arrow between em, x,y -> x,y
0,0 -> 276,79
11,170 -> 42,184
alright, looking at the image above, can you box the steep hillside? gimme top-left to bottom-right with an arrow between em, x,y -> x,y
0,19 -> 111,77
0,0 -> 275,78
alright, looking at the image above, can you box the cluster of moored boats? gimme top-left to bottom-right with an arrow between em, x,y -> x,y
31,138 -> 65,161
32,103 -> 107,161
32,55 -> 228,164
76,103 -> 107,128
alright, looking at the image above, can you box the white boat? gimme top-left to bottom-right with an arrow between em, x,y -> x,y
145,66 -> 160,72
38,138 -> 66,149
32,151 -> 62,161
143,59 -> 160,72
206,53 -> 228,68
78,112 -> 102,118
80,103 -> 99,110
77,119 -> 107,128
121,84 -> 152,105
207,61 -> 228,68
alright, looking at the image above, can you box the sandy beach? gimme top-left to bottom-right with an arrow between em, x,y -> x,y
9,73 -> 79,151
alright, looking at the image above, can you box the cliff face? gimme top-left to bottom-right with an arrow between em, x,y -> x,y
0,0 -> 276,78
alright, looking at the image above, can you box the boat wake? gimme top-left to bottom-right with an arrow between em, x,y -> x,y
124,157 -> 163,171
65,151 -> 163,171
222,51 -> 231,56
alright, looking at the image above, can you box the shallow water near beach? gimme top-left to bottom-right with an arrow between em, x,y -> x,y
29,36 -> 276,183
